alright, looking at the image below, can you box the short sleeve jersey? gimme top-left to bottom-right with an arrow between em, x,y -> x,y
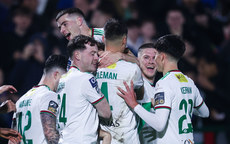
96,60 -> 143,144
153,70 -> 204,144
15,85 -> 59,144
57,66 -> 104,144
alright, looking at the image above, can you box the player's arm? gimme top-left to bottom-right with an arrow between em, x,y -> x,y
0,85 -> 17,94
86,76 -> 112,124
40,112 -> 60,144
117,81 -> 170,132
94,98 -> 112,123
193,87 -> 209,117
40,95 -> 60,144
193,101 -> 209,117
98,50 -> 139,68
0,100 -> 16,113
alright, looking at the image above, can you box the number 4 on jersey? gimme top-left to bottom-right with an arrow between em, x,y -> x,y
101,82 -> 113,110
58,93 -> 67,125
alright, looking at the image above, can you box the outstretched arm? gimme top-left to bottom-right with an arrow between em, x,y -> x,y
117,81 -> 170,132
40,113 -> 60,144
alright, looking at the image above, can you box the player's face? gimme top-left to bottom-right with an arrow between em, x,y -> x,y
57,14 -> 81,41
80,43 -> 99,72
138,48 -> 157,80
155,51 -> 163,72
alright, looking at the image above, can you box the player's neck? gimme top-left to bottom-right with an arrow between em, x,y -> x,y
163,63 -> 178,76
105,42 -> 124,53
143,75 -> 155,84
83,26 -> 91,37
38,75 -> 55,91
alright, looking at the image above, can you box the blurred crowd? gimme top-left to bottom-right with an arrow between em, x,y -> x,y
0,0 -> 230,143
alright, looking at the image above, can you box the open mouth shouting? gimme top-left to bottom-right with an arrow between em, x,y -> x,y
65,33 -> 71,40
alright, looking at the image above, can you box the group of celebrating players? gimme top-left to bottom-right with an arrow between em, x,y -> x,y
0,7 -> 209,144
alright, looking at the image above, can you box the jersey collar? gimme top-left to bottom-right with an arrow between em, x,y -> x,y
70,65 -> 80,71
161,69 -> 181,80
33,84 -> 51,91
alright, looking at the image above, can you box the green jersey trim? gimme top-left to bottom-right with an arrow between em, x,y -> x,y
160,69 -> 180,80
33,84 -> 51,91
138,102 -> 152,133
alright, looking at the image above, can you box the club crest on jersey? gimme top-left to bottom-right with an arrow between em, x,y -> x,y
89,77 -> 98,88
48,100 -> 58,114
154,92 -> 165,105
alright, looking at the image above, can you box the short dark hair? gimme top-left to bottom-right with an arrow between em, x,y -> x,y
56,8 -> 85,21
104,19 -> 128,41
138,43 -> 155,56
138,43 -> 155,51
44,55 -> 68,73
154,34 -> 185,60
67,35 -> 98,57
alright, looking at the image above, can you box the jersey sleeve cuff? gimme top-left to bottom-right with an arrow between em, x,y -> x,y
40,110 -> 56,117
154,106 -> 171,110
91,96 -> 105,105
194,101 -> 204,109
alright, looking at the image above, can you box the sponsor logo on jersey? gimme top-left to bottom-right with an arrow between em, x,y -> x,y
107,63 -> 117,69
154,92 -> 165,105
175,74 -> 188,82
181,87 -> 192,94
89,77 -> 98,88
48,100 -> 58,114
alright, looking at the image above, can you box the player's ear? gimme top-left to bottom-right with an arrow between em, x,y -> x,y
76,17 -> 83,26
53,71 -> 59,80
121,36 -> 127,48
74,51 -> 81,60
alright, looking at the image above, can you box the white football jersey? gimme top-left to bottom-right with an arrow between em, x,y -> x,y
57,66 -> 104,144
14,85 -> 59,144
152,70 -> 204,144
91,28 -> 104,43
96,60 -> 143,144
137,78 -> 156,144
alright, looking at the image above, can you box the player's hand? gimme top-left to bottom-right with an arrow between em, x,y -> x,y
0,128 -> 22,143
117,81 -> 138,109
0,85 -> 17,94
99,129 -> 111,144
0,100 -> 16,113
98,51 -> 122,68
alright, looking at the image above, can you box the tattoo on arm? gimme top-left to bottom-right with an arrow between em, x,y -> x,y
40,113 -> 59,144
